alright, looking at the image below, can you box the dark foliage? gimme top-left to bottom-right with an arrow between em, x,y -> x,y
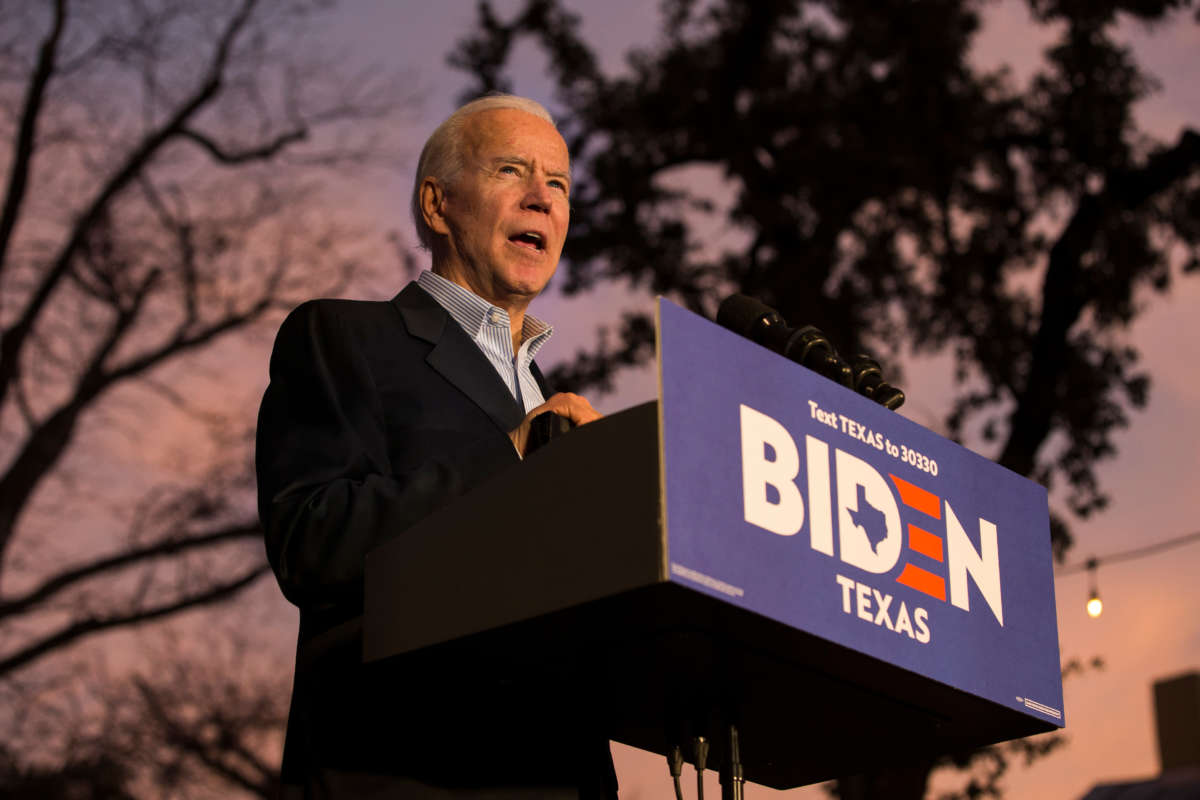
452,0 -> 1199,560
0,747 -> 136,800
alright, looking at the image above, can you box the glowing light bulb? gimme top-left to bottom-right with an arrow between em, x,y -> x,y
1086,595 -> 1103,618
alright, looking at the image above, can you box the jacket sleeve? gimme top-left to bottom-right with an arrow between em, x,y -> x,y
255,301 -> 520,613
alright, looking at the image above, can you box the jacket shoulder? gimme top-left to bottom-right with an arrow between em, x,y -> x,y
275,297 -> 406,346
282,297 -> 397,328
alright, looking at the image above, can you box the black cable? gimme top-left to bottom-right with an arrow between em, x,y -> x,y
668,745 -> 685,800
694,736 -> 709,800
1056,529 -> 1200,576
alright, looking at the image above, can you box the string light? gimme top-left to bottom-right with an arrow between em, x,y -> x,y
1057,530 -> 1200,618
1085,559 -> 1102,618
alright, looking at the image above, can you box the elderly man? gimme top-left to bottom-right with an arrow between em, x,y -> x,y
256,95 -> 613,798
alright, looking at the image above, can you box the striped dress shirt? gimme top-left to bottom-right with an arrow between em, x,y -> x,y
416,270 -> 553,413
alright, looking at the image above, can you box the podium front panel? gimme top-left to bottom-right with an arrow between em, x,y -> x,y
657,299 -> 1064,728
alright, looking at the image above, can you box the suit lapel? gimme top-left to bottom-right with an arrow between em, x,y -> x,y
392,282 -> 527,433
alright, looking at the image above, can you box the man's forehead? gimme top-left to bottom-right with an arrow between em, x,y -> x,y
463,108 -> 569,167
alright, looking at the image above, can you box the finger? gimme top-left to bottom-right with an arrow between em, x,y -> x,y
547,393 -> 601,425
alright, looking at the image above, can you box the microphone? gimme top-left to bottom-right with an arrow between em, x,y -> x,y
716,294 -> 905,410
716,294 -> 852,387
850,354 -> 905,410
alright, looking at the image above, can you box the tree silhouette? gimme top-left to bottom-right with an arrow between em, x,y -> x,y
453,0 -> 1199,556
0,0 -> 411,793
451,0 -> 1199,797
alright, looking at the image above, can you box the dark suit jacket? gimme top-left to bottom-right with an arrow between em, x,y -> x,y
256,283 -> 616,799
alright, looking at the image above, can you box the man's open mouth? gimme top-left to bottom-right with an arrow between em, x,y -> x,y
508,231 -> 545,252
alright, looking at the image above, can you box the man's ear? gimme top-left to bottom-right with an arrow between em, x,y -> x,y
420,177 -> 451,236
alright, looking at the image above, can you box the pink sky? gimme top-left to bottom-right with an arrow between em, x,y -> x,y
273,3 -> 1200,798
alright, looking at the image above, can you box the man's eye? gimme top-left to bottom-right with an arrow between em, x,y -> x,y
500,165 -> 520,175
549,180 -> 569,194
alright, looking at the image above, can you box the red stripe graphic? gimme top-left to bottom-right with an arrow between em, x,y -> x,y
907,524 -> 944,562
889,474 -> 941,519
896,563 -> 947,601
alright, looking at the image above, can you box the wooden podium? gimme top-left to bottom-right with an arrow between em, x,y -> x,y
363,300 -> 1064,788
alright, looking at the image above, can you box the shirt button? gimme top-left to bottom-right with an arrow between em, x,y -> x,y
488,309 -> 502,324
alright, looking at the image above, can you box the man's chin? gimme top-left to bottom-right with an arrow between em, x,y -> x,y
499,267 -> 557,303
504,283 -> 551,307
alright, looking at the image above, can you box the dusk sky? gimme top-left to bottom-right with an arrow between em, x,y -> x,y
214,2 -> 1200,798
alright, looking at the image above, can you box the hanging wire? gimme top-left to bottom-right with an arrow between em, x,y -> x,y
1055,529 -> 1200,577
1054,530 -> 1200,618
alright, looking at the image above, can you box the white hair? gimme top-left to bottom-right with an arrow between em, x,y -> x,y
411,94 -> 558,251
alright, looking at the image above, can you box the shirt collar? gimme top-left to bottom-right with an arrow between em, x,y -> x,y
417,270 -> 554,354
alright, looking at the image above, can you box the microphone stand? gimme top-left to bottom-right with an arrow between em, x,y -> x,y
719,723 -> 744,800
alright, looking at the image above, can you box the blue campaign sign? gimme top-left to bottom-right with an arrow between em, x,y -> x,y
657,298 -> 1064,727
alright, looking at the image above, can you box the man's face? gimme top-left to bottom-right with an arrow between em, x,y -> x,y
426,108 -> 571,310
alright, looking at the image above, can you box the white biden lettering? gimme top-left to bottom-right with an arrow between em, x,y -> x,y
739,403 -> 1003,627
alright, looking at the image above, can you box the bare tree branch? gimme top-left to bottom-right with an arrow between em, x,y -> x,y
102,291 -> 277,387
0,275 -> 276,571
179,125 -> 308,165
0,0 -> 65,284
0,1 -> 420,792
0,0 -> 259,416
136,173 -> 200,327
12,370 -> 36,430
134,677 -> 276,798
137,375 -> 231,427
0,564 -> 267,677
0,521 -> 260,620
0,264 -> 160,568
998,128 -> 1200,476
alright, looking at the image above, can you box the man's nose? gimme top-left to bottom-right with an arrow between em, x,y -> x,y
521,178 -> 554,213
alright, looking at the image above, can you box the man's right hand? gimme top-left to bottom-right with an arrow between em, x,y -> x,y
508,392 -> 602,457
